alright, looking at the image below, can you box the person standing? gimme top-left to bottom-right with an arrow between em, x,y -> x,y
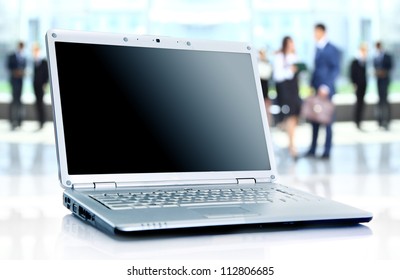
305,23 -> 341,159
6,41 -> 27,130
373,41 -> 393,130
32,43 -> 49,130
273,36 -> 302,159
258,49 -> 273,125
350,43 -> 368,130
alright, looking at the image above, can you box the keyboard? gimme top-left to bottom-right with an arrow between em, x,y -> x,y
89,186 -> 314,210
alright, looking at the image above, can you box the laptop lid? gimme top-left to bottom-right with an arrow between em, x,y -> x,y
46,29 -> 277,189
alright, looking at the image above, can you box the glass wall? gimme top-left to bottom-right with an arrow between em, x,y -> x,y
0,0 -> 399,99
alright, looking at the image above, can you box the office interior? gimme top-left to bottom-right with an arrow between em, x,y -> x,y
1,0 -> 400,260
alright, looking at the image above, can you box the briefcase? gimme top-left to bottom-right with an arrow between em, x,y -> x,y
301,95 -> 334,124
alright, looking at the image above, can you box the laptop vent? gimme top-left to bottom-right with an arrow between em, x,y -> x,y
140,222 -> 168,230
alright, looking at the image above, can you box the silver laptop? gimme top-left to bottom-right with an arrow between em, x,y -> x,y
46,29 -> 372,235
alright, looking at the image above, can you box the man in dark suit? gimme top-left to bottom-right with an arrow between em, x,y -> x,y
350,43 -> 368,130
306,23 -> 341,159
373,41 -> 393,130
32,43 -> 49,130
6,41 -> 27,130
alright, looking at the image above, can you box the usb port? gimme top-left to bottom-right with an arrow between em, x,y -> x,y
78,206 -> 92,220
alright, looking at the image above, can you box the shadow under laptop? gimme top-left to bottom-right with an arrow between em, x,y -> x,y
58,214 -> 372,260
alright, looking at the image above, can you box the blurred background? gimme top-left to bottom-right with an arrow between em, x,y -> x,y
1,0 -> 400,261
0,0 -> 400,106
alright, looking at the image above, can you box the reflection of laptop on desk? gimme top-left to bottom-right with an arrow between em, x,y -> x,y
46,29 -> 372,235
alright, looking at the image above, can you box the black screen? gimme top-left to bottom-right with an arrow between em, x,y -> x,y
55,42 -> 271,174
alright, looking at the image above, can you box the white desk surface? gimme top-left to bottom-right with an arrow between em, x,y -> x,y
1,164 -> 399,261
1,121 -> 400,263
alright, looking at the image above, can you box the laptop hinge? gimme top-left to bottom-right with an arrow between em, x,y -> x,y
72,183 -> 94,189
236,178 -> 256,184
94,182 -> 117,190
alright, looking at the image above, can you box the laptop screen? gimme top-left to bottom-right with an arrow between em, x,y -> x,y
55,42 -> 271,175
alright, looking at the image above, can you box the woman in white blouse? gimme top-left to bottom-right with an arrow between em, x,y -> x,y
273,36 -> 302,160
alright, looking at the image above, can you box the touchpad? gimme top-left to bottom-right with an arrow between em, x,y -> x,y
190,206 -> 258,218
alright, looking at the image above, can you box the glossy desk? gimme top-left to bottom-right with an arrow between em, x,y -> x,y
1,121 -> 399,261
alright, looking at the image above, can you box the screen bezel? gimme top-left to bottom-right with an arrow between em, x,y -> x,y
46,29 -> 277,188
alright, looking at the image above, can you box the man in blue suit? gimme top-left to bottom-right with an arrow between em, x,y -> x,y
306,23 -> 341,159
373,41 -> 393,130
6,41 -> 27,130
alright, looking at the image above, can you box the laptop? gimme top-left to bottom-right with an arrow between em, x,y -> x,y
46,29 -> 372,235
